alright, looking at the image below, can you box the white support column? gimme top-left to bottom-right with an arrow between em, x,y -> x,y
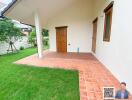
34,11 -> 43,58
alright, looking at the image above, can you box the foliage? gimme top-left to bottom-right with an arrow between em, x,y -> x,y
28,28 -> 49,47
42,29 -> 49,37
19,46 -> 24,50
43,37 -> 49,46
0,18 -> 22,42
0,18 -> 22,53
28,29 -> 37,47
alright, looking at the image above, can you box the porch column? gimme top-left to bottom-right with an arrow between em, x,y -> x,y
34,11 -> 43,58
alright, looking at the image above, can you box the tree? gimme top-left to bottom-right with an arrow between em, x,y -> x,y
0,18 -> 22,53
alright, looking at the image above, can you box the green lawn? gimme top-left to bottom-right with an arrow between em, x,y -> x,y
0,48 -> 79,100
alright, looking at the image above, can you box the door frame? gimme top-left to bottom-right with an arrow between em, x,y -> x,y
55,26 -> 68,53
92,17 -> 98,53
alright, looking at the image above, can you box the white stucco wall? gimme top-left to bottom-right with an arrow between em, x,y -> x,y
46,0 -> 93,53
93,0 -> 132,92
45,0 -> 132,92
0,36 -> 31,55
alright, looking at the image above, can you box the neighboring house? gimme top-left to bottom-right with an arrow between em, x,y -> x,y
1,0 -> 132,92
21,28 -> 32,36
12,20 -> 32,36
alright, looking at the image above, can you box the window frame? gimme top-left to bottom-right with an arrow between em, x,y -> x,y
103,1 -> 114,42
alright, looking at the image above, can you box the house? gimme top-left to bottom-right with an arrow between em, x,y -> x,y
12,20 -> 32,36
1,0 -> 132,93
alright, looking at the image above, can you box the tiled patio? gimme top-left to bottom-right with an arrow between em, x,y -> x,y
15,51 -> 131,100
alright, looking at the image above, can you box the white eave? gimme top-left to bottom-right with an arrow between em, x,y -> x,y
0,2 -> 5,9
3,0 -> 78,27
0,2 -> 6,15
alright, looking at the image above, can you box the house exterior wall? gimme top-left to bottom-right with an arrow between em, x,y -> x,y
46,0 -> 93,53
0,36 -> 31,55
93,0 -> 132,92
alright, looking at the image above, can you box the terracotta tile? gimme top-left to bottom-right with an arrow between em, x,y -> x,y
15,51 -> 122,100
80,96 -> 88,100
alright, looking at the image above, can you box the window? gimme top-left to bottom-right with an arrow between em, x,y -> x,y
103,1 -> 114,42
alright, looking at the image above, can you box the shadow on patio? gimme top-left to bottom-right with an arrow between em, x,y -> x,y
15,51 -> 128,100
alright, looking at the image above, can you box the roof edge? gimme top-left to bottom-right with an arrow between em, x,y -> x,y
1,0 -> 18,17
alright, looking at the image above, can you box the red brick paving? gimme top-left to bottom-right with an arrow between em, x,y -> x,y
15,51 -> 131,100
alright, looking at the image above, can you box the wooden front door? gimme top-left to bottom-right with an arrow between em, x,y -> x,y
92,18 -> 98,53
56,26 -> 67,53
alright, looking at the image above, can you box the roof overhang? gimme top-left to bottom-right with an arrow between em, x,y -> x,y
0,3 -> 5,17
0,2 -> 5,8
3,0 -> 78,27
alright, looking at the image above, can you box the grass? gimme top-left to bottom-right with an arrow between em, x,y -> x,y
0,48 -> 79,100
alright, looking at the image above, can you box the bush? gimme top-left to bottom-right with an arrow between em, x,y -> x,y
43,38 -> 49,46
20,46 -> 24,50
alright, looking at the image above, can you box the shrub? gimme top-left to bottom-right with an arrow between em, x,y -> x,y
20,46 -> 24,50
